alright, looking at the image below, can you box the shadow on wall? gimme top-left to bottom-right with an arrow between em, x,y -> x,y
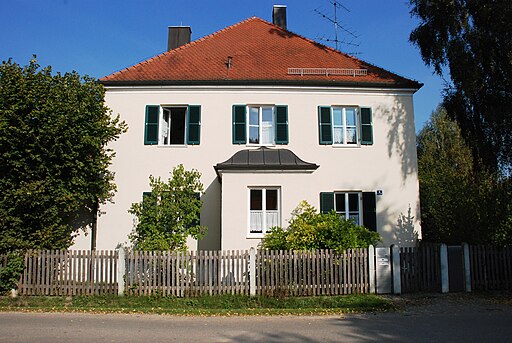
395,206 -> 419,246
376,97 -> 418,183
377,203 -> 420,247
197,179 -> 221,251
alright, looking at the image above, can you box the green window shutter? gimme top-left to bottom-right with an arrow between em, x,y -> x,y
360,107 -> 373,145
275,105 -> 288,145
362,192 -> 377,232
318,106 -> 333,145
232,105 -> 246,144
144,105 -> 160,145
187,105 -> 201,145
320,192 -> 335,213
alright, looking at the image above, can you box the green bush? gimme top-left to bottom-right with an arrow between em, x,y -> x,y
262,201 -> 380,252
0,252 -> 24,294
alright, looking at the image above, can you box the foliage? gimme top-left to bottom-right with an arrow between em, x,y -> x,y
128,164 -> 206,251
0,58 -> 127,253
409,0 -> 512,174
0,252 -> 24,294
417,106 -> 512,244
262,201 -> 380,252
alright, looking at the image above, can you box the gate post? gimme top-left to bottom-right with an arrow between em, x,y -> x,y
462,243 -> 471,292
440,243 -> 449,293
368,245 -> 376,293
117,247 -> 126,296
249,248 -> 256,296
391,245 -> 401,294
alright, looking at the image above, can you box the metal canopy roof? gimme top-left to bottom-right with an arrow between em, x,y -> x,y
214,147 -> 319,178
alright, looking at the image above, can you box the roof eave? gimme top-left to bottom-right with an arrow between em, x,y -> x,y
99,79 -> 423,90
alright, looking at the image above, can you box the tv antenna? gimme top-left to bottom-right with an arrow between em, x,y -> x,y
314,0 -> 360,54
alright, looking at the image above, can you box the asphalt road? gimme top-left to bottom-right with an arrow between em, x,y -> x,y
1,296 -> 512,342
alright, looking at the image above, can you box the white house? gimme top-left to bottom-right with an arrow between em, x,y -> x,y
73,6 -> 422,251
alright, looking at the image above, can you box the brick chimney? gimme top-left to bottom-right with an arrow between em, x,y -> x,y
272,5 -> 287,30
168,26 -> 191,51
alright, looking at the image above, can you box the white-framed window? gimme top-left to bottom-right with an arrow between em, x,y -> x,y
144,104 -> 201,146
248,187 -> 280,237
332,107 -> 358,145
335,192 -> 361,225
248,106 -> 275,145
161,106 -> 187,145
318,106 -> 373,146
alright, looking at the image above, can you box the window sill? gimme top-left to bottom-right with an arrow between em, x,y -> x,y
247,233 -> 265,239
156,144 -> 189,148
246,144 -> 276,148
332,144 -> 360,148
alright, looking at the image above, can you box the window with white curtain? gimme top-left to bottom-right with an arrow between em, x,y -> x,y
248,106 -> 275,145
249,187 -> 280,236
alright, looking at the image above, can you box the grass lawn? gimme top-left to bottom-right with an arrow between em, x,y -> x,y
0,294 -> 395,316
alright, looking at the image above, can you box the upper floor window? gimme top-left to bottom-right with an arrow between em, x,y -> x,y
318,106 -> 373,146
144,105 -> 201,146
233,105 -> 288,145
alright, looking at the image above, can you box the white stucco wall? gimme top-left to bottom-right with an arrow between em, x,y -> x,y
72,85 -> 421,250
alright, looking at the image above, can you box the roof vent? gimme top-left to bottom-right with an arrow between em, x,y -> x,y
272,5 -> 287,30
168,26 -> 191,51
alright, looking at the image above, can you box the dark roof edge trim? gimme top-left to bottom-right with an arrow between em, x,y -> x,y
214,164 -> 320,172
100,79 -> 423,90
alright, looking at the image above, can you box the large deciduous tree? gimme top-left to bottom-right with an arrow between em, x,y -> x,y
409,0 -> 512,174
0,58 -> 126,253
418,106 -> 512,245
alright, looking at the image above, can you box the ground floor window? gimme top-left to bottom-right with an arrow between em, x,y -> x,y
249,187 -> 280,236
335,192 -> 361,225
320,191 -> 377,231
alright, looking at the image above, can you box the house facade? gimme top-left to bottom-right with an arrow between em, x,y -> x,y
73,7 -> 422,251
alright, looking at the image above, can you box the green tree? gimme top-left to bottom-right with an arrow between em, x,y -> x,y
417,106 -> 511,244
128,164 -> 206,251
0,58 -> 126,253
262,201 -> 380,252
409,0 -> 512,174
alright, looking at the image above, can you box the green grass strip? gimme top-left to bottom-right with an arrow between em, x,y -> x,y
0,294 -> 394,316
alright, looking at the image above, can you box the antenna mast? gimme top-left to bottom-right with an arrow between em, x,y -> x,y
314,0 -> 360,53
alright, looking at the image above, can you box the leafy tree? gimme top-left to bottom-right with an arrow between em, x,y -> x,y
0,58 -> 126,253
417,106 -> 511,244
262,201 -> 380,252
128,164 -> 206,251
409,0 -> 512,174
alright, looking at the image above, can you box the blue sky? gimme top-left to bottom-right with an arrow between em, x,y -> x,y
1,0 -> 444,131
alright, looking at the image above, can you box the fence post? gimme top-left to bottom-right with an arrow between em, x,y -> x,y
117,248 -> 126,296
391,245 -> 401,294
440,243 -> 449,293
249,248 -> 256,296
462,243 -> 471,292
368,245 -> 376,293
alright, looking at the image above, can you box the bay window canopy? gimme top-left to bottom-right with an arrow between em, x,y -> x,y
214,147 -> 319,179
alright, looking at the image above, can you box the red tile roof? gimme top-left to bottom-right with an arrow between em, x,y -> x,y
101,17 -> 421,89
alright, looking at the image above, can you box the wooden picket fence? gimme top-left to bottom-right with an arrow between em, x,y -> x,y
256,249 -> 369,296
18,250 -> 118,296
400,244 -> 441,293
124,250 -> 249,296
4,249 -> 370,296
469,245 -> 512,291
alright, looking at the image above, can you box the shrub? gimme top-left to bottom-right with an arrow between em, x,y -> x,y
0,252 -> 24,294
262,201 -> 380,252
